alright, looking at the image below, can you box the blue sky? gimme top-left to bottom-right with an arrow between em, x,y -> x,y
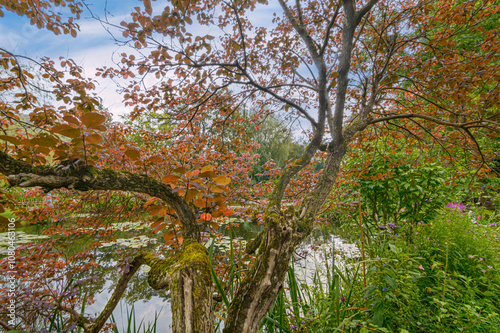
0,1 -> 139,118
0,1 -> 282,120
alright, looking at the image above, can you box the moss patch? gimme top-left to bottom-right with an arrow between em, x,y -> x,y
145,241 -> 211,291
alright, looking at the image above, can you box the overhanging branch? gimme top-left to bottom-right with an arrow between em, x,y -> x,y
0,150 -> 199,241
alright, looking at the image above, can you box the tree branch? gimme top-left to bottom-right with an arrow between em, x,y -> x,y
0,151 -> 200,241
319,4 -> 341,56
88,254 -> 145,333
278,0 -> 319,60
356,0 -> 379,25
368,113 -> 495,129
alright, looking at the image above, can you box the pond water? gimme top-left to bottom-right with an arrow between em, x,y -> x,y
1,220 -> 359,332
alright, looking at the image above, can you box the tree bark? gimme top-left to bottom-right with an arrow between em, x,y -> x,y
0,151 -> 213,333
145,241 -> 214,333
224,206 -> 310,332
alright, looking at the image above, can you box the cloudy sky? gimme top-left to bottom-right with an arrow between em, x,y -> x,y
0,1 -> 282,120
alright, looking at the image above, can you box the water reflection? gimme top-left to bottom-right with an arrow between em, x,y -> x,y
68,244 -> 172,330
3,220 -> 357,332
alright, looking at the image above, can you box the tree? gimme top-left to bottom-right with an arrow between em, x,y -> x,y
1,0 -> 499,332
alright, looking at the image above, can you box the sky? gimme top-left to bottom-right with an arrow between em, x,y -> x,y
0,0 -> 283,121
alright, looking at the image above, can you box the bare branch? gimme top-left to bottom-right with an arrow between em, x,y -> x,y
356,0 -> 379,25
319,3 -> 341,56
88,254 -> 145,333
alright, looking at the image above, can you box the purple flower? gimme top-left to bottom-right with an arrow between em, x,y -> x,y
447,201 -> 466,211
417,265 -> 425,270
378,225 -> 387,230
387,222 -> 397,229
340,296 -> 346,303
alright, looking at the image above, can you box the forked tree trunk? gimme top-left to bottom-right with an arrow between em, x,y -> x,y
223,206 -> 311,332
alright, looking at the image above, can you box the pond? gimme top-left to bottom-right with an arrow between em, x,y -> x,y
0,220 -> 359,332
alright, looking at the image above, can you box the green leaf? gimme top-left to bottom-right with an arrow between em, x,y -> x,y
385,275 -> 398,289
363,285 -> 377,299
373,306 -> 384,327
389,243 -> 399,254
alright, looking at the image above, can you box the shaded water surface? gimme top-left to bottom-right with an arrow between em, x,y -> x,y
2,220 -> 358,332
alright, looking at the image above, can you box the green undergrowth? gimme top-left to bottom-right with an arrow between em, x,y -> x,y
256,206 -> 500,333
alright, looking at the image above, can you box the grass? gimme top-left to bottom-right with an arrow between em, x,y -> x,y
110,304 -> 161,333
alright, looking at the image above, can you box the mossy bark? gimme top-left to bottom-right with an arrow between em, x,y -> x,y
146,241 -> 214,333
224,206 -> 311,333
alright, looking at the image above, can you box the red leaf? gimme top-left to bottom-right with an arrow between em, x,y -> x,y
213,175 -> 231,185
80,112 -> 107,129
162,175 -> 180,183
52,124 -> 81,139
173,166 -> 187,174
0,135 -> 22,145
63,115 -> 80,125
85,133 -> 103,145
125,149 -> 141,160
200,212 -> 212,221
185,189 -> 198,201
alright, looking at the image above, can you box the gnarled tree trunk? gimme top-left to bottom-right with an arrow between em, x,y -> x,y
223,206 -> 310,332
146,241 -> 214,333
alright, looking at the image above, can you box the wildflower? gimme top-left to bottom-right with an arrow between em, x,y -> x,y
387,222 -> 397,229
378,225 -> 387,230
490,223 -> 498,227
447,201 -> 466,211
479,257 -> 485,261
340,296 -> 346,303
417,265 -> 425,270
382,287 -> 387,291
488,266 -> 493,269
468,255 -> 474,259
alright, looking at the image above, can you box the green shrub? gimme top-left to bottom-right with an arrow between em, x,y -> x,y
363,207 -> 500,332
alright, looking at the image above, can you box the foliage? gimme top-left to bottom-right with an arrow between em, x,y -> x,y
361,207 -> 500,332
1,0 -> 499,332
262,204 -> 500,333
